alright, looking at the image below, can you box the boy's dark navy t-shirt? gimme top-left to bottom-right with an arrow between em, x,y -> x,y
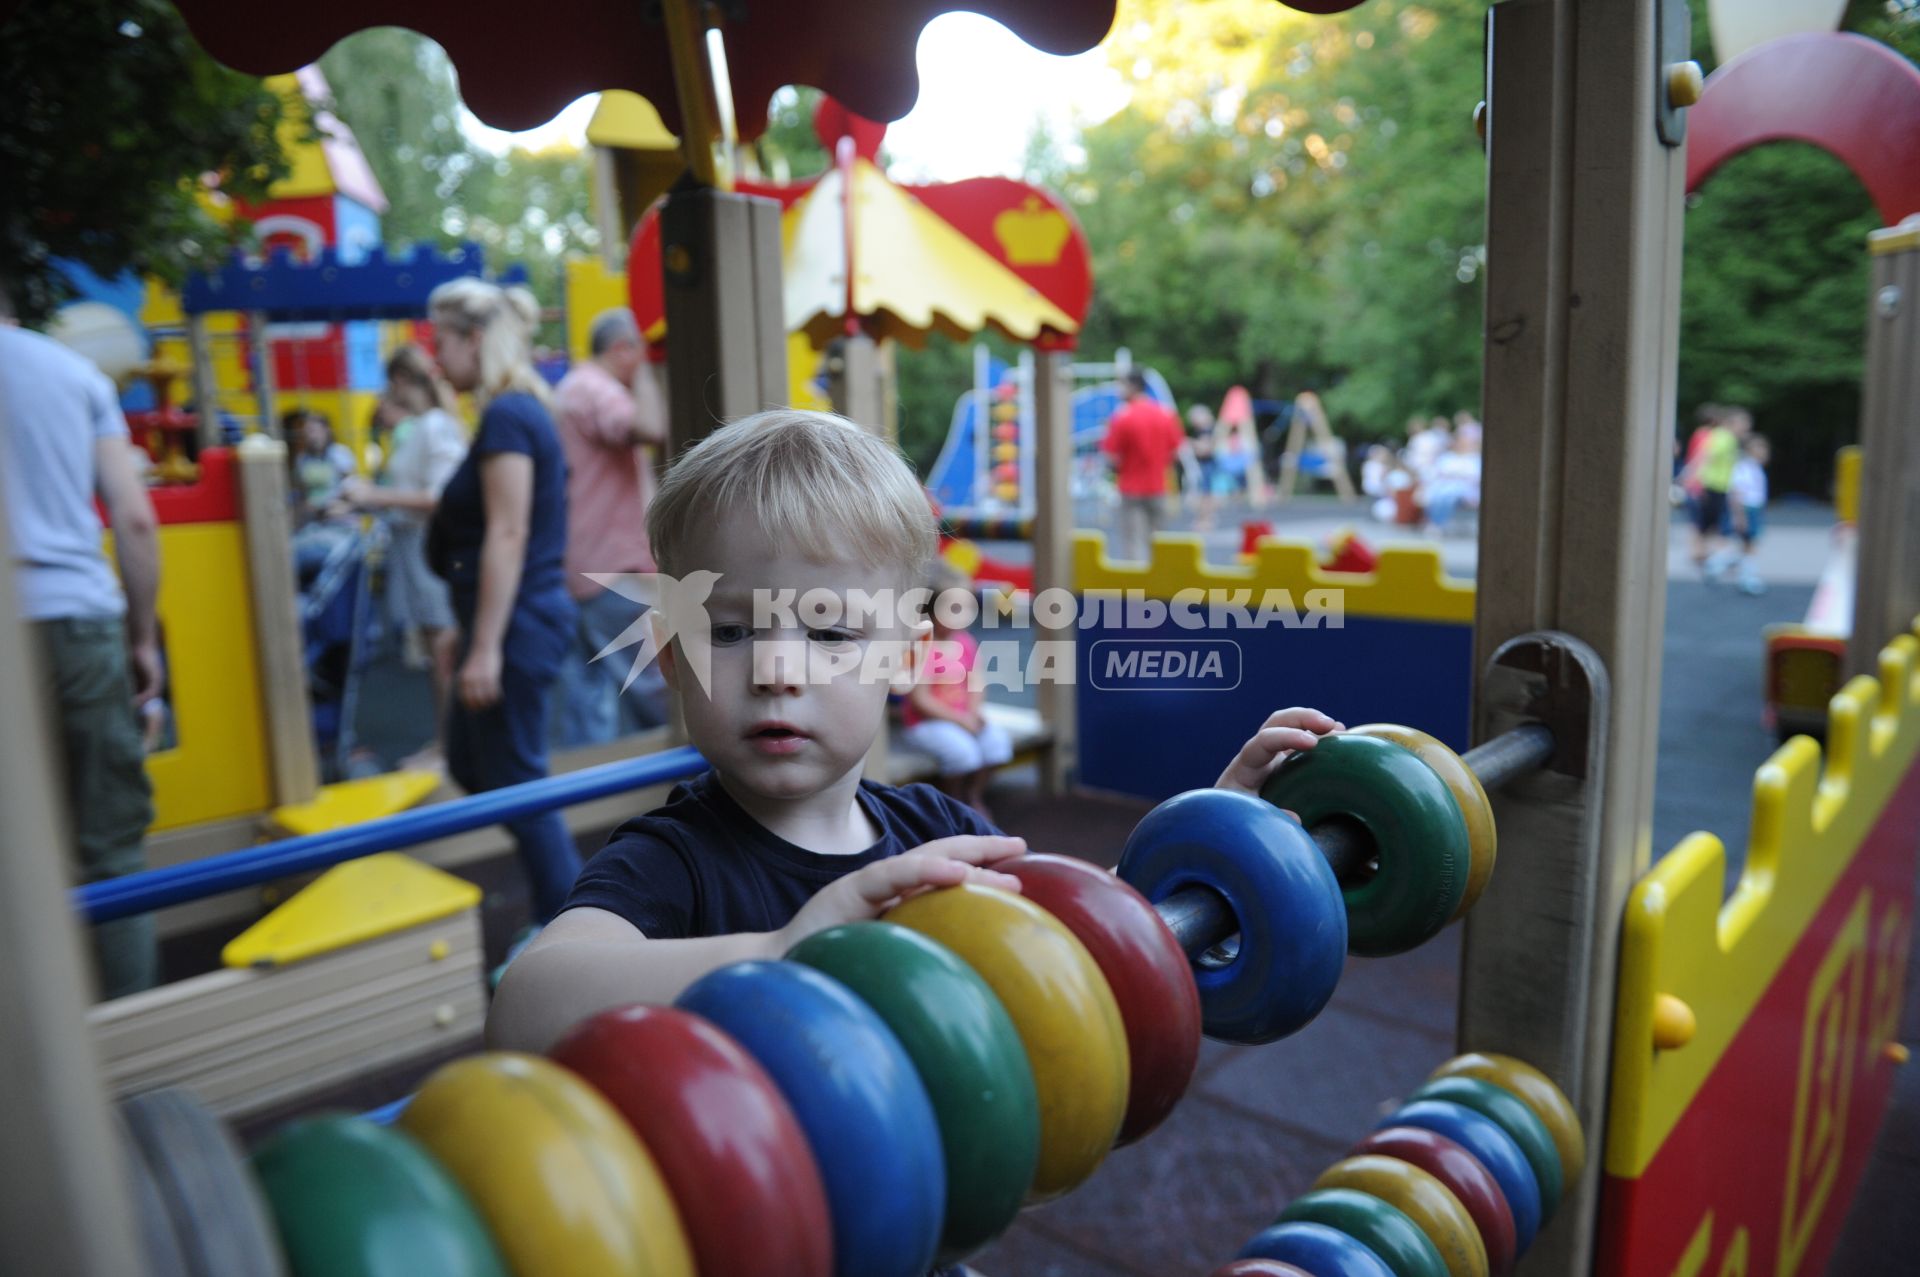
565,770 -> 1002,937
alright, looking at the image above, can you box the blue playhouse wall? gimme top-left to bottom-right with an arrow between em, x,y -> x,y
1070,533 -> 1476,803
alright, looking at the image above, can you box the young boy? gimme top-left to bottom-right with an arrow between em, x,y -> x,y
1728,433 -> 1769,595
487,410 -> 1338,1057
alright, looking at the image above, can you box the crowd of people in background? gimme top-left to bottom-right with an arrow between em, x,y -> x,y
1106,388 -> 1487,541
1356,410 -> 1484,536
1677,402 -> 1770,595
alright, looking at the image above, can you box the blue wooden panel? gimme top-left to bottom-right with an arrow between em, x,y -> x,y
343,318 -> 385,390
1075,615 -> 1474,802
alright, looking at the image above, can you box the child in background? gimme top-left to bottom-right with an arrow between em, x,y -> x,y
903,560 -> 1012,819
1728,433 -> 1770,596
287,409 -> 357,522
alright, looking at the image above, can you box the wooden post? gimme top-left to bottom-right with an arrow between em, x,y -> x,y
880,338 -> 900,442
1461,0 -> 1690,1272
660,188 -> 788,457
1849,219 -> 1920,672
1031,350 -> 1076,793
236,438 -> 320,805
592,146 -> 626,271
248,311 -> 277,438
828,333 -> 885,435
187,313 -> 224,450
0,504 -> 144,1277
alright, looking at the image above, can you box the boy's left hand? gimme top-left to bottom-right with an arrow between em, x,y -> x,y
1216,707 -> 1344,795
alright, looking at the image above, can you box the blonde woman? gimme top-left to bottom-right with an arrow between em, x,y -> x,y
424,278 -> 580,920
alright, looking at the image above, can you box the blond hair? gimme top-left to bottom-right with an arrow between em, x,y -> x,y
649,410 -> 937,580
426,277 -> 549,409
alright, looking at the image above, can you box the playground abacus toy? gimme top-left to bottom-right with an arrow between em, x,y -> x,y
1216,1054 -> 1584,1277
7,5 -> 1920,1277
97,711 -> 1566,1276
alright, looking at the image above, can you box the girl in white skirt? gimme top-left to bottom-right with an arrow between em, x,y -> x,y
903,561 -> 1013,818
342,345 -> 469,767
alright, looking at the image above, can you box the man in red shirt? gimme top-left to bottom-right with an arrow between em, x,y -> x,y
552,308 -> 669,744
1101,371 -> 1186,560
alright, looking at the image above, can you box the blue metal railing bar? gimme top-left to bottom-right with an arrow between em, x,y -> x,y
76,748 -> 708,924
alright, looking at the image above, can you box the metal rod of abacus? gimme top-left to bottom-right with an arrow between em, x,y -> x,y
1155,885 -> 1237,959
1462,723 -> 1556,791
1152,724 -> 1557,959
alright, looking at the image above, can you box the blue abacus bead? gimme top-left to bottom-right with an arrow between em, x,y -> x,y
1240,1220 -> 1396,1277
1384,1100 -> 1542,1254
1118,788 -> 1346,1043
678,961 -> 944,1277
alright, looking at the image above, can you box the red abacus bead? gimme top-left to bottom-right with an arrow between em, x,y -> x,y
1353,1125 -> 1519,1277
552,1004 -> 833,1277
1206,1262 -> 1317,1277
1005,853 -> 1202,1144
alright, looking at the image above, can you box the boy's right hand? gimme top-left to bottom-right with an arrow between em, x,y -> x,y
776,836 -> 1027,952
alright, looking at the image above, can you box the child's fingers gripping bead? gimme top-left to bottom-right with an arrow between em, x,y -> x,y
913,834 -> 1028,867
1260,707 -> 1343,735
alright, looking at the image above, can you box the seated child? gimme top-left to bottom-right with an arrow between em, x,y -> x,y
487,409 -> 1340,1064
902,560 -> 1011,818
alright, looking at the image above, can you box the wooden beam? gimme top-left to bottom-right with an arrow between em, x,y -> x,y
1031,350 -> 1076,793
248,311 -> 277,437
592,146 -> 625,270
1849,222 -> 1920,671
0,508 -> 144,1277
660,188 -> 789,457
1463,1 -> 1690,1271
187,314 -> 224,450
236,439 -> 320,805
829,333 -> 886,435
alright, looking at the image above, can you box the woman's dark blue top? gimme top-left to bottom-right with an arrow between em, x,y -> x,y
430,391 -> 570,609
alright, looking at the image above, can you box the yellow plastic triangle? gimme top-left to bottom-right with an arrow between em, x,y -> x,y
222,852 -> 482,969
271,770 -> 443,838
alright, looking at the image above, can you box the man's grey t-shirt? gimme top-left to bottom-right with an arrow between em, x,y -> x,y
0,325 -> 129,620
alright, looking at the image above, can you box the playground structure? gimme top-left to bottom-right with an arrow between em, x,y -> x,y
925,346 -> 1175,520
1763,444 -> 1860,740
2,6 -> 1920,1277
1682,31 -> 1920,750
618,95 -> 1094,439
54,68 -> 409,464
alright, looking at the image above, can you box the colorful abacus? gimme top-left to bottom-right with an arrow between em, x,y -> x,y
121,720 -> 1557,1276
1211,1053 -> 1586,1277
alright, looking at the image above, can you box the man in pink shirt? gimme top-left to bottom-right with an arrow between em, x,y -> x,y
552,308 -> 669,744
1101,371 -> 1186,560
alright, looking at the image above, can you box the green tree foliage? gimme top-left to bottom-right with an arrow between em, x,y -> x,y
318,28 -> 597,340
1055,0 -> 1490,444
754,87 -> 832,182
0,0 -> 294,325
315,27 -> 476,251
1045,0 -> 1911,491
1679,145 -> 1879,496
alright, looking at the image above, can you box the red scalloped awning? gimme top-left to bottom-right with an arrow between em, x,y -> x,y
21,0 -> 1120,136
